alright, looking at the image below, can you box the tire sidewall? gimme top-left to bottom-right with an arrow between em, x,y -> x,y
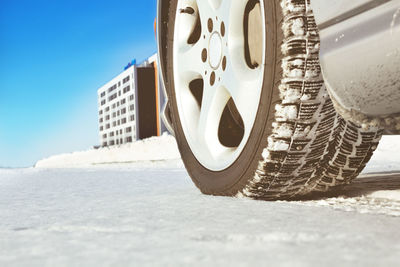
165,0 -> 283,195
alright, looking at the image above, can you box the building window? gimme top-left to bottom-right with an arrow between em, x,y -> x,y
118,91 -> 121,96
120,138 -> 123,143
117,110 -> 120,116
117,102 -> 120,107
129,104 -> 134,111
121,118 -> 127,124
110,132 -> 114,137
112,112 -> 116,118
105,107 -> 110,112
109,140 -> 115,146
121,108 -> 126,115
118,81 -> 121,87
123,86 -> 130,94
116,131 -> 119,136
108,93 -> 117,102
121,99 -> 126,104
108,84 -> 117,93
123,76 -> 130,84
102,142 -> 107,147
106,124 -> 110,129
100,92 -> 105,98
100,126 -> 103,131
112,104 -> 116,109
126,136 -> 132,143
120,129 -> 123,134
126,127 -> 132,133
102,134 -> 107,138
99,110 -> 103,115
101,100 -> 106,106
118,120 -> 120,126
130,115 -> 135,121
113,121 -> 116,127
106,115 -> 110,120
129,95 -> 134,101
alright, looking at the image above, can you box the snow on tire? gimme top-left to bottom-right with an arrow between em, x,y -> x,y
164,0 -> 382,200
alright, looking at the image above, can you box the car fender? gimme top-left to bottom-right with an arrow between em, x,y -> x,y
310,0 -> 400,131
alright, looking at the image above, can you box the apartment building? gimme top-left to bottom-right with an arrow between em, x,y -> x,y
97,54 -> 166,147
98,66 -> 137,147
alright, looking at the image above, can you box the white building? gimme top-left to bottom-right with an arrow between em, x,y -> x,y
97,54 -> 167,147
98,66 -> 138,147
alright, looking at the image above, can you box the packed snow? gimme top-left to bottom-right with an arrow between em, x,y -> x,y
1,135 -> 400,266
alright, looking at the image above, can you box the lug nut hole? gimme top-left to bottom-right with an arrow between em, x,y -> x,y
210,71 -> 216,86
221,22 -> 225,37
208,19 -> 213,32
222,56 -> 227,71
202,49 -> 207,62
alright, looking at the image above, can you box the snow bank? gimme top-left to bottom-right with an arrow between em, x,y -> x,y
363,135 -> 400,173
35,132 -> 399,171
35,134 -> 182,168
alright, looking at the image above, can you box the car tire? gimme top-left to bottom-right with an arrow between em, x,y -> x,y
164,0 -> 383,199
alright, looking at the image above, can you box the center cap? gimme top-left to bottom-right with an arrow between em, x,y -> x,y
209,32 -> 223,69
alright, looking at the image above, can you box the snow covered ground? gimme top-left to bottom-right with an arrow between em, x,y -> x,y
1,136 -> 400,266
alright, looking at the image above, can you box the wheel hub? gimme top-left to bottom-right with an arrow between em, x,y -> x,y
208,32 -> 223,69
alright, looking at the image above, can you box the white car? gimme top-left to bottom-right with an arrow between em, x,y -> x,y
156,0 -> 400,199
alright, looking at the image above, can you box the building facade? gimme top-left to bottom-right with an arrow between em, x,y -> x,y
97,54 -> 167,147
98,66 -> 138,147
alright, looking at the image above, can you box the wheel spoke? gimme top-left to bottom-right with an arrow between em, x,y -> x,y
175,40 -> 206,80
176,0 -> 199,45
197,87 -> 230,155
219,0 -> 248,32
222,55 -> 263,133
195,0 -> 215,28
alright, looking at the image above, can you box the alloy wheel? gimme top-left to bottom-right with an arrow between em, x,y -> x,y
173,0 -> 266,171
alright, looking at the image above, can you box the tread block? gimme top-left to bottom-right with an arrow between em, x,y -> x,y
298,103 -> 320,120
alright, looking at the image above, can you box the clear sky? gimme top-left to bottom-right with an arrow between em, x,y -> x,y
0,0 -> 157,167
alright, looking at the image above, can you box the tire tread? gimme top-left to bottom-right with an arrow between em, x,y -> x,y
240,0 -> 382,200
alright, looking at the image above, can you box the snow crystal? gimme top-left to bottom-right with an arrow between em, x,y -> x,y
267,137 -> 290,151
282,88 -> 302,103
276,104 -> 298,120
305,69 -> 319,78
390,8 -> 400,35
287,69 -> 303,78
291,18 -> 305,36
261,148 -> 270,160
369,190 -> 400,201
300,94 -> 311,101
292,59 -> 304,66
273,122 -> 294,138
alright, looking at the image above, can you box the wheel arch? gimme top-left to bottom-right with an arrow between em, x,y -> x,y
157,0 -> 175,135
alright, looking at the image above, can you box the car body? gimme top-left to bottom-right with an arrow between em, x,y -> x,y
157,0 -> 400,134
311,0 -> 400,132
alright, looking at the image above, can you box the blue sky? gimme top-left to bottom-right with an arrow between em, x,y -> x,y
0,0 -> 157,167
